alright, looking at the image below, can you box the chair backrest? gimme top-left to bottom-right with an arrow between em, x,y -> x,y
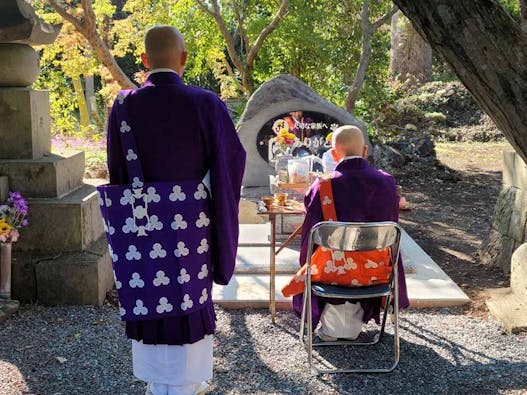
307,221 -> 402,265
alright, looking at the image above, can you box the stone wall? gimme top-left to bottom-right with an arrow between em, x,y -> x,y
479,150 -> 527,273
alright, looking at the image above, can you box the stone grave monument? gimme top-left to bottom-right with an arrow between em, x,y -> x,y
0,0 -> 113,305
237,74 -> 370,187
480,149 -> 527,332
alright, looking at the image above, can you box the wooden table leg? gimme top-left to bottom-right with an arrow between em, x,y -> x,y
275,224 -> 303,255
270,213 -> 276,323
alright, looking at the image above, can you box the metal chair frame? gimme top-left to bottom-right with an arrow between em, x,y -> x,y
299,221 -> 402,374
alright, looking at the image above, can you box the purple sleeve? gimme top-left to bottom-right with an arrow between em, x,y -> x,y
207,99 -> 246,285
107,98 -> 128,185
299,179 -> 324,267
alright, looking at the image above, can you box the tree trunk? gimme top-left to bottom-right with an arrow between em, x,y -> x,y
345,27 -> 373,112
389,10 -> 432,83
392,0 -> 527,165
72,75 -> 90,128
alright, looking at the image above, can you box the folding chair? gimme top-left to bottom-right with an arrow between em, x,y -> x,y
299,221 -> 402,373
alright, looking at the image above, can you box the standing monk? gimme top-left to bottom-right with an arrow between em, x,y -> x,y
106,26 -> 246,395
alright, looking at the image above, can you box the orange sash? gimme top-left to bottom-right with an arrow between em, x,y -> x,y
281,179 -> 392,297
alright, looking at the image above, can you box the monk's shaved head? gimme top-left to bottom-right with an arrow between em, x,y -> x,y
142,25 -> 187,74
332,125 -> 367,158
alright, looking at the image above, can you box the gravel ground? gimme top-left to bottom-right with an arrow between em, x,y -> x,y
1,305 -> 526,395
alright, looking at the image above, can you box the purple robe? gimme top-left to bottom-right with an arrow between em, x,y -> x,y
107,71 -> 246,345
292,157 -> 410,327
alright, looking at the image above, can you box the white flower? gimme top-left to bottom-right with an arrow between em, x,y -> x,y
169,185 -> 186,202
197,239 -> 209,254
98,194 -> 104,206
171,214 -> 188,230
125,245 -> 141,261
180,294 -> 193,311
117,94 -> 126,105
133,300 -> 148,316
146,215 -> 163,231
120,189 -> 135,206
177,268 -> 190,284
332,250 -> 345,261
195,212 -> 210,228
126,149 -> 138,161
197,264 -> 208,280
136,225 -> 147,237
194,184 -> 207,200
345,257 -> 357,270
153,270 -> 170,286
120,120 -> 131,133
322,196 -> 331,205
145,187 -> 160,203
119,306 -> 126,316
364,260 -> 379,269
149,243 -> 167,259
132,177 -> 143,189
199,288 -> 208,304
156,297 -> 173,314
133,205 -> 148,220
105,196 -> 112,207
129,272 -> 145,288
174,242 -> 189,257
122,217 -> 137,234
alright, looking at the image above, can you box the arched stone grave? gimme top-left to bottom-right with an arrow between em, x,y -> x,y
238,74 -> 370,187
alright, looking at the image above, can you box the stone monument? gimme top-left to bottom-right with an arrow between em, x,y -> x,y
480,149 -> 527,332
238,74 -> 370,187
0,0 -> 113,305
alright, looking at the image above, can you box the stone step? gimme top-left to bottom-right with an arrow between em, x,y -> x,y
215,228 -> 471,310
12,236 -> 113,305
0,150 -> 85,198
15,183 -> 104,253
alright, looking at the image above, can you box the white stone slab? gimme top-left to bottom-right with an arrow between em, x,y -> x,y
238,224 -> 270,246
216,225 -> 470,309
400,229 -> 470,307
236,246 -> 299,274
212,274 -> 293,309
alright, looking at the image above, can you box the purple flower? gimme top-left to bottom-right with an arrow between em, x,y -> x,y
22,219 -> 29,227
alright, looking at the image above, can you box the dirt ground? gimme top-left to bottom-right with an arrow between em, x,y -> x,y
394,141 -> 511,315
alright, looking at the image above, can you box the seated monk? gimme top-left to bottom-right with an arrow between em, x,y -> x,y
284,125 -> 410,340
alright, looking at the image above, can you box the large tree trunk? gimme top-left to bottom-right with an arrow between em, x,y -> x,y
389,10 -> 432,83
392,0 -> 527,165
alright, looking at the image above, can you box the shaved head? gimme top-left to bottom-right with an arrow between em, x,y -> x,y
142,25 -> 187,74
332,125 -> 367,158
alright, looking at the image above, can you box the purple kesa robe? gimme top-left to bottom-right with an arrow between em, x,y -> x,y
107,71 -> 246,345
292,157 -> 410,327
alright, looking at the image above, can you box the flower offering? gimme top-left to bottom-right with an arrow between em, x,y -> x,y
0,191 -> 29,243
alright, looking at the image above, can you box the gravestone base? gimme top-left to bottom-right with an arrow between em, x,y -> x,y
0,150 -> 85,198
15,183 -> 104,253
12,236 -> 113,305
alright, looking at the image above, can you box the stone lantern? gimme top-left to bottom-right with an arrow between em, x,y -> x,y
0,0 -> 113,306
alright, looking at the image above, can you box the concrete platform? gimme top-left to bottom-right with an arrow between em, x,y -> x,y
215,224 -> 470,309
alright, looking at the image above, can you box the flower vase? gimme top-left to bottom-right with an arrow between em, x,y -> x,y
0,242 -> 12,300
275,153 -> 294,183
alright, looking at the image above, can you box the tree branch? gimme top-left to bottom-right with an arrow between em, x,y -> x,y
197,0 -> 245,73
372,5 -> 399,30
48,0 -> 85,33
246,0 -> 289,66
81,0 -> 97,34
